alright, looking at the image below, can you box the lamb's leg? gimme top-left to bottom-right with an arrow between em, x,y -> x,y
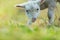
48,7 -> 55,25
27,19 -> 32,25
27,18 -> 36,31
48,0 -> 56,25
27,18 -> 36,25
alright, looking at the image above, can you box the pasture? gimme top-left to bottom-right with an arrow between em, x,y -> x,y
0,0 -> 60,40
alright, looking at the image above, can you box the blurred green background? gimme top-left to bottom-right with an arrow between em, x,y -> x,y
0,0 -> 60,40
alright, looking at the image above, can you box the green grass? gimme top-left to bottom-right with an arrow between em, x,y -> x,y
0,0 -> 60,40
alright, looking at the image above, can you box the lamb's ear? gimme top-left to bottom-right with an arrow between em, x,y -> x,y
35,0 -> 41,3
15,3 -> 25,8
40,0 -> 46,5
35,0 -> 45,5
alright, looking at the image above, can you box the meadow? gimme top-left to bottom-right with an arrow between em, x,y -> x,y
0,0 -> 60,40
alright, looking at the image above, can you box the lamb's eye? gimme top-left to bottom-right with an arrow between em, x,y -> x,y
37,9 -> 39,10
26,10 -> 29,12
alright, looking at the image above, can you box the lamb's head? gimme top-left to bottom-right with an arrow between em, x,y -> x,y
15,0 -> 41,25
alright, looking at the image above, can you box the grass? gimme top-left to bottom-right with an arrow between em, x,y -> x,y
0,0 -> 60,40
